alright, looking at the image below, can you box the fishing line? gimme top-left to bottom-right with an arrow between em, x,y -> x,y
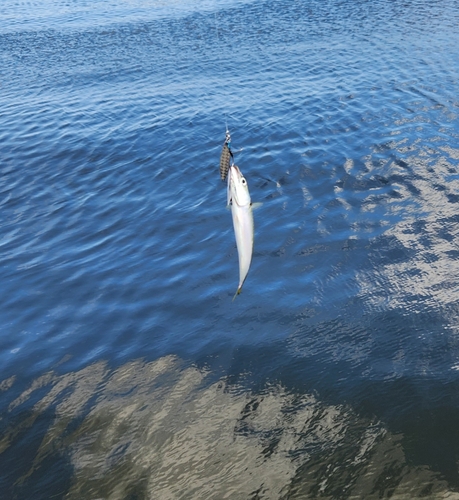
213,4 -> 255,174
214,8 -> 235,181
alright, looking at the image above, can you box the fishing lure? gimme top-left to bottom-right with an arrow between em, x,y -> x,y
219,129 -> 233,181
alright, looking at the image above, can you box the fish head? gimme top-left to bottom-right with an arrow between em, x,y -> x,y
228,165 -> 251,207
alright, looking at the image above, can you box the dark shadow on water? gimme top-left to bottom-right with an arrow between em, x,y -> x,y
194,306 -> 459,493
0,407 -> 73,500
402,406 -> 459,486
357,379 -> 459,489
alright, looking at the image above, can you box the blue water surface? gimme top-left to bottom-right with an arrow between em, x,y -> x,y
2,0 -> 459,497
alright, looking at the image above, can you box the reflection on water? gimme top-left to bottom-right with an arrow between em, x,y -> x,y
0,356 -> 455,499
357,141 -> 459,317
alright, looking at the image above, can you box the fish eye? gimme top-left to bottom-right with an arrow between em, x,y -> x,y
242,178 -> 246,184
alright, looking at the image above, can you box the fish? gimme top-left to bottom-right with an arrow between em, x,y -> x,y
227,164 -> 254,299
219,129 -> 233,181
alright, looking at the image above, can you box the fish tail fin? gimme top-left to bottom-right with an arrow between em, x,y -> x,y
232,287 -> 242,302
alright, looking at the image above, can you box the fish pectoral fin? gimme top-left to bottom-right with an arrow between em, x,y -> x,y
251,202 -> 263,210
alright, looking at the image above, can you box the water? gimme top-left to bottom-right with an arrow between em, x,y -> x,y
1,0 -> 459,497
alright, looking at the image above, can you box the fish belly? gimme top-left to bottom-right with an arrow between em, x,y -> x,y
232,205 -> 253,288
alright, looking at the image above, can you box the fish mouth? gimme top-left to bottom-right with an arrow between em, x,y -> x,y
229,165 -> 242,188
230,164 -> 242,176
229,164 -> 250,208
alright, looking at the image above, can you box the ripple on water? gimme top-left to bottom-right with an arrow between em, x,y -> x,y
2,0 -> 459,495
0,355 -> 454,499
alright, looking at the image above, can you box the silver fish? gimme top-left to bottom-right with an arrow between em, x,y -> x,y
227,164 -> 254,299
